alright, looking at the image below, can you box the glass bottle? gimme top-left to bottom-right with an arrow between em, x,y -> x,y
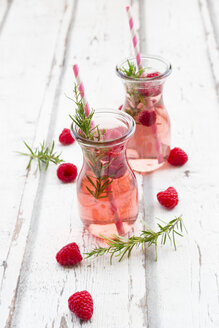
116,55 -> 172,173
71,109 -> 138,239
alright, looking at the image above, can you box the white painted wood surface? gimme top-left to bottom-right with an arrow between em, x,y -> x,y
0,0 -> 219,327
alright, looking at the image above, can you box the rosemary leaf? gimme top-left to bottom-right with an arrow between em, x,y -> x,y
19,141 -> 64,171
119,60 -> 146,78
85,217 -> 186,263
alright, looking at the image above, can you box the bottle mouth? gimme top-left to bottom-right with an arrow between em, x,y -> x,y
116,55 -> 172,82
71,109 -> 136,148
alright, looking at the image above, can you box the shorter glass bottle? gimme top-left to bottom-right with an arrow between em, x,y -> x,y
71,109 -> 138,239
116,55 -> 172,173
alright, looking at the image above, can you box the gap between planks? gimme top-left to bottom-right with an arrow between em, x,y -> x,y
198,0 -> 219,98
0,0 -> 14,36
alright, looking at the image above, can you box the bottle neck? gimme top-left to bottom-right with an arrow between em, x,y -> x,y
123,79 -> 165,112
81,143 -> 127,161
80,143 -> 128,177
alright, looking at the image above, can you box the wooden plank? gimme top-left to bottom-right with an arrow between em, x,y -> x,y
0,0 -> 77,326
0,0 -> 65,271
0,0 -> 13,35
8,0 -> 149,327
141,0 -> 219,327
207,0 -> 219,49
199,0 -> 219,96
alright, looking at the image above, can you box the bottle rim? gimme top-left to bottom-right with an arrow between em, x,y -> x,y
70,109 -> 136,147
116,55 -> 172,82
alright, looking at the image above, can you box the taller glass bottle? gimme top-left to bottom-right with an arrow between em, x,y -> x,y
116,55 -> 172,173
71,109 -> 138,239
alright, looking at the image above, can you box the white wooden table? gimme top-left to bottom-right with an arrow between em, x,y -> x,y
1,0 -> 219,327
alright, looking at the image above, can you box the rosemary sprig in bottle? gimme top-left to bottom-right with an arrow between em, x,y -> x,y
85,216 -> 186,263
19,140 -> 63,170
85,152 -> 114,199
119,59 -> 145,78
69,84 -> 115,199
69,84 -> 98,140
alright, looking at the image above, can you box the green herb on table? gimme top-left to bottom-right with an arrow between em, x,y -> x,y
85,216 -> 186,263
120,60 -> 145,78
19,140 -> 63,170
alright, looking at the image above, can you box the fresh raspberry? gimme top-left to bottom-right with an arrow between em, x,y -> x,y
57,163 -> 77,183
146,72 -> 160,78
103,128 -> 122,140
139,71 -> 161,97
105,156 -> 127,179
157,187 -> 179,209
140,84 -> 161,97
118,105 -> 123,110
59,128 -> 75,145
138,110 -> 156,126
168,147 -> 188,166
68,291 -> 93,321
56,243 -> 82,266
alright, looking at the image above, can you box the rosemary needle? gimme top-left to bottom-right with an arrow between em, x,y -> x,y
69,84 -> 114,199
85,216 -> 186,263
19,140 -> 64,171
119,60 -> 146,78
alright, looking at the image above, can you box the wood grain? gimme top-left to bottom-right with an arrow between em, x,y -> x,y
0,0 -> 13,35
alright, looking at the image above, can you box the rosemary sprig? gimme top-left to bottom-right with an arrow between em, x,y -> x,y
85,217 -> 186,263
19,141 -> 64,170
69,84 -> 116,199
69,84 -> 105,141
120,60 -> 145,78
85,152 -> 114,199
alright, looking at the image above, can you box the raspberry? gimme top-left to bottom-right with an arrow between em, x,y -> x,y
68,291 -> 93,321
57,163 -> 77,183
168,147 -> 188,166
138,110 -> 156,126
105,155 -> 127,179
146,72 -> 160,78
118,105 -> 123,110
139,71 -> 161,97
103,128 -> 123,141
140,85 -> 161,97
59,128 -> 75,145
56,243 -> 82,266
157,187 -> 179,209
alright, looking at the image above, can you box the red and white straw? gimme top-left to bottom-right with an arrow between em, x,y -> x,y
126,6 -> 142,69
73,64 -> 90,116
72,64 -> 125,235
151,108 -> 164,163
126,6 -> 164,164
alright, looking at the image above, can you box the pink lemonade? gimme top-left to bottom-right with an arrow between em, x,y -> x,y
71,110 -> 139,239
77,168 -> 138,238
116,56 -> 172,173
126,97 -> 170,173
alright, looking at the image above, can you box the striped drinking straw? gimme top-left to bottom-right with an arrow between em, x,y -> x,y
72,64 -> 125,235
126,6 -> 164,164
126,6 -> 142,69
73,64 -> 90,116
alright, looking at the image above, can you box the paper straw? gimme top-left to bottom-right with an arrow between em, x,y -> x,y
73,64 -> 90,116
151,110 -> 164,163
126,6 -> 142,69
72,64 -> 125,235
126,6 -> 164,164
